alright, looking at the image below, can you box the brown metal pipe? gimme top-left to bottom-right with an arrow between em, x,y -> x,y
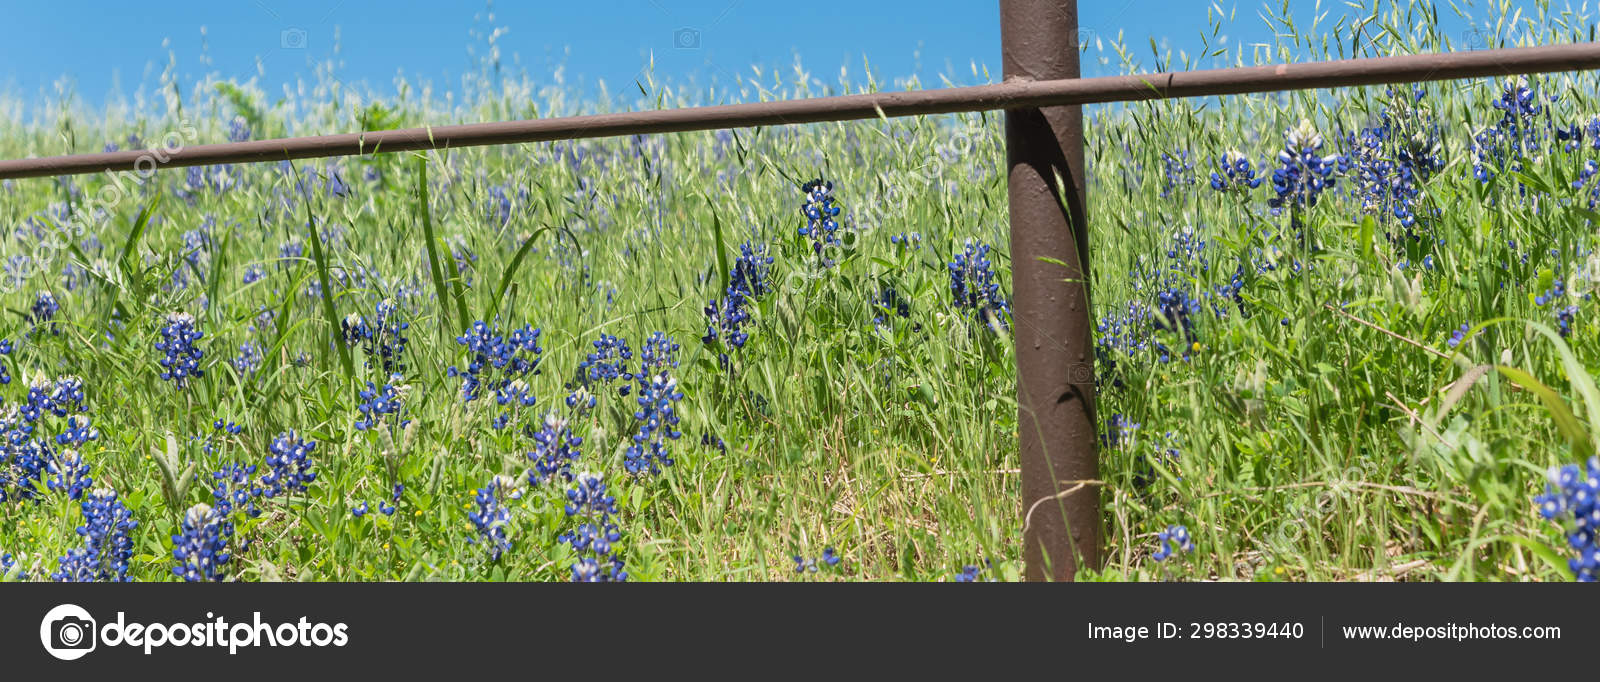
1004,0 -> 1097,582
4,42 -> 1600,180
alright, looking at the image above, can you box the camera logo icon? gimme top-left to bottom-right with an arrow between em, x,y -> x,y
40,604 -> 97,660
674,27 -> 701,49
282,27 -> 309,49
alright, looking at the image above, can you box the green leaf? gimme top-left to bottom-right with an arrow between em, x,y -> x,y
300,170 -> 355,384
1495,365 -> 1592,456
486,227 -> 550,321
1492,534 -> 1569,577
705,194 -> 731,293
1523,320 -> 1600,448
1508,170 -> 1554,195
1358,214 -> 1376,262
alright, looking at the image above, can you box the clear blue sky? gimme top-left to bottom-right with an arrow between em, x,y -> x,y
0,0 -> 1563,112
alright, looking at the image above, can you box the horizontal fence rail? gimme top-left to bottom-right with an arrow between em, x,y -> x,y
2,42 -> 1600,181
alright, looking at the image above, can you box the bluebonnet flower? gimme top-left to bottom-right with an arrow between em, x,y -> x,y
703,241 -> 773,364
181,224 -> 213,270
172,503 -> 230,581
467,474 -> 521,562
1554,114 -> 1600,152
61,263 -> 86,291
0,409 -> 47,503
261,430 -> 317,498
1473,77 -> 1556,186
872,285 -> 917,330
1153,287 -> 1201,362
23,374 -> 87,422
1556,303 -> 1579,338
351,502 -> 369,517
1533,457 -> 1600,581
799,178 -> 843,266
1209,150 -> 1264,192
155,312 -> 205,388
1100,414 -> 1141,450
0,339 -> 13,387
625,369 -> 684,476
729,241 -> 774,300
792,548 -> 841,574
28,291 -> 60,335
890,231 -> 923,248
242,264 -> 266,284
566,334 -> 633,411
447,321 -> 543,404
44,449 -> 92,500
232,341 -> 264,377
702,295 -> 752,353
571,556 -> 628,582
955,564 -> 985,582
484,184 -> 513,227
1159,150 -> 1197,198
175,165 -> 238,202
0,550 -> 25,581
1151,524 -> 1195,562
277,240 -> 303,269
527,414 -> 583,486
1342,95 -> 1445,233
203,419 -> 243,456
491,379 -> 537,431
639,331 -> 680,371
52,488 -> 137,582
211,462 -> 263,521
355,379 -> 410,432
342,299 -> 410,375
227,116 -> 252,143
1268,119 -> 1342,216
1534,278 -> 1579,337
55,415 -> 98,447
559,472 -> 627,582
1489,76 -> 1548,153
949,240 -> 1011,330
1572,158 -> 1600,210
379,483 -> 401,516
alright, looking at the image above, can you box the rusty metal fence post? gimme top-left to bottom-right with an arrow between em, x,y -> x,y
1002,0 -> 1098,581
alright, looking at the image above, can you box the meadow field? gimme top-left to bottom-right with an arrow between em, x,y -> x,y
2,0 -> 1599,582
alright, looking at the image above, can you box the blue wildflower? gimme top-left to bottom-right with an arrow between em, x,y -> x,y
155,312 -> 205,388
1268,119 -> 1342,216
28,291 -> 60,335
44,448 -> 92,500
341,299 -> 410,375
1151,524 -> 1195,562
948,239 -> 1011,330
527,414 -> 583,486
355,379 -> 409,432
1159,150 -> 1197,198
1533,457 -> 1600,581
558,472 -> 627,582
52,488 -> 137,582
172,503 -> 229,582
799,178 -> 843,266
625,369 -> 684,477
261,430 -> 316,498
232,341 -> 264,377
1209,150 -> 1264,192
467,474 -> 521,562
447,321 -> 543,404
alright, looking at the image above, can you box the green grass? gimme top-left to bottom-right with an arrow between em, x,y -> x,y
1,0 -> 1598,582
